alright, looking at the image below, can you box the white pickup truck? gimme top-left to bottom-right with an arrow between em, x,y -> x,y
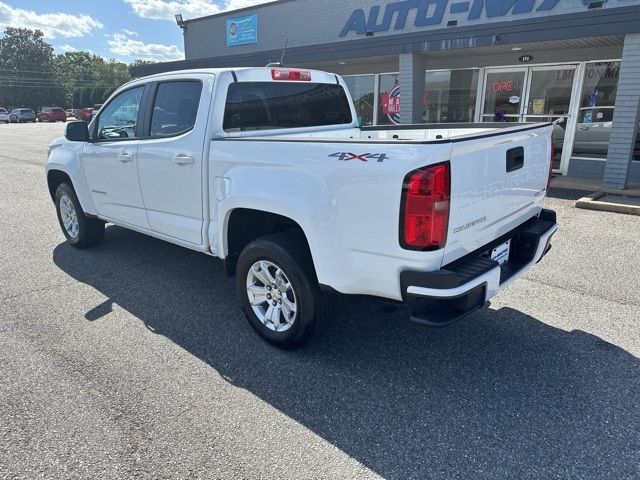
46,67 -> 557,348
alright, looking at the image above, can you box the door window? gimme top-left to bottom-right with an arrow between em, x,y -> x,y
150,81 -> 202,137
96,86 -> 144,140
571,61 -> 620,159
526,68 -> 576,170
482,71 -> 526,121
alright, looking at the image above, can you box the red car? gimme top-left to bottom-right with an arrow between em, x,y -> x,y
37,107 -> 67,122
75,107 -> 93,122
75,104 -> 103,122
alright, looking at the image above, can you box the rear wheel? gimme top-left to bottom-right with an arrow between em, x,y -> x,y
236,233 -> 332,349
55,183 -> 105,248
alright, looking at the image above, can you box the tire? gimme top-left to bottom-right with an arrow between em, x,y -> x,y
236,233 -> 332,349
55,183 -> 105,248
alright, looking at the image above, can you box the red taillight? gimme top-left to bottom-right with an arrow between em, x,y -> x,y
400,163 -> 451,250
271,68 -> 311,81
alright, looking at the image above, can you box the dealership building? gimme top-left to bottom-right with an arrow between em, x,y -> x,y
132,0 -> 640,189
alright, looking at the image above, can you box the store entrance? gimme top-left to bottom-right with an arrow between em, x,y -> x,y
481,65 -> 579,172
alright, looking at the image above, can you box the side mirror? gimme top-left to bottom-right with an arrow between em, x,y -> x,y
65,121 -> 90,142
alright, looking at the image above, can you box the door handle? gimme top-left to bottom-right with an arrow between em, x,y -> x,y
117,153 -> 133,163
506,146 -> 524,173
172,155 -> 194,165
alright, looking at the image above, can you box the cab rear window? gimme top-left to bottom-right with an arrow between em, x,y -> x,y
223,82 -> 352,132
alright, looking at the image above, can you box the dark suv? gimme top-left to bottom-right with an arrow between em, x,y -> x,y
37,107 -> 67,123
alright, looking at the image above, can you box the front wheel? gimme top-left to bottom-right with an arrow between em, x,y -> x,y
236,233 -> 332,349
55,183 -> 105,248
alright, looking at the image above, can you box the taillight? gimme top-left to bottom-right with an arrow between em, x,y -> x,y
400,162 -> 451,250
271,68 -> 312,81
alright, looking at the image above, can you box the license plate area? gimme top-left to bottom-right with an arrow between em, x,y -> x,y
491,240 -> 511,265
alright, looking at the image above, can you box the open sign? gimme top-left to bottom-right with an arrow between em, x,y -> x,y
493,80 -> 514,93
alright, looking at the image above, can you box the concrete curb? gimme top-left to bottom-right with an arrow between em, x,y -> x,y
575,192 -> 640,216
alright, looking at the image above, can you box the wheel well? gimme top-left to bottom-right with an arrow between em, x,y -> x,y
225,208 -> 310,276
47,170 -> 73,201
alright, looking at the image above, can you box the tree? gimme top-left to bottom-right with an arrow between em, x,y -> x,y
1,27 -> 138,109
0,27 -> 64,109
54,52 -> 131,108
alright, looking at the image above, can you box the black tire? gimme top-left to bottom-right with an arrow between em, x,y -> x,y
236,233 -> 332,349
54,183 -> 105,248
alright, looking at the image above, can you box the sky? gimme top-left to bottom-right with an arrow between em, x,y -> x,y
0,0 -> 271,63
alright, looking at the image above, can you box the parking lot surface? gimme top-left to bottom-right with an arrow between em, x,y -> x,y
1,122 -> 639,479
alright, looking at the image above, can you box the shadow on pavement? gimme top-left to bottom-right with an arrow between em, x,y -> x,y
546,187 -> 593,201
53,225 -> 639,479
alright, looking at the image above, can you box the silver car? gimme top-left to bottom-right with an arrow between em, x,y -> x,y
0,108 -> 9,123
9,108 -> 36,123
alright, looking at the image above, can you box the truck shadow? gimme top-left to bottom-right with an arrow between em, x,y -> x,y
53,225 -> 639,479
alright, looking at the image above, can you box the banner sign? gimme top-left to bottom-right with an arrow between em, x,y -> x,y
380,85 -> 401,124
226,14 -> 258,46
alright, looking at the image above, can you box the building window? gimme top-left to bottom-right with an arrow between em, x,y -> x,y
342,75 -> 375,126
572,62 -> 620,159
378,73 -> 400,125
423,69 -> 479,123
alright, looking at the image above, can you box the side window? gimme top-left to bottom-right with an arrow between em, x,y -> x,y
150,81 -> 202,137
96,86 -> 144,140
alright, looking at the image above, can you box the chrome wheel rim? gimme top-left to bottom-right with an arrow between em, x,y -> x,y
59,194 -> 79,239
246,260 -> 297,332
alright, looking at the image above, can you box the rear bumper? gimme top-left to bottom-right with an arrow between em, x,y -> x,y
401,209 -> 557,326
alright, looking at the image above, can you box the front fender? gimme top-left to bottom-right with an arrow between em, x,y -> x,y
46,140 -> 96,215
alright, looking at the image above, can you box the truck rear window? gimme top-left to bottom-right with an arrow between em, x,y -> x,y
223,82 -> 352,132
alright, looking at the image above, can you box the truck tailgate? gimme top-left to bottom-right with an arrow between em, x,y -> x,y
443,124 -> 553,265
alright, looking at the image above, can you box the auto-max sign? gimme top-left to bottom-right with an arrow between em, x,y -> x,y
340,0 -> 562,37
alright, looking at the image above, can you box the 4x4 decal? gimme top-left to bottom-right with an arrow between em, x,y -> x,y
329,152 -> 388,162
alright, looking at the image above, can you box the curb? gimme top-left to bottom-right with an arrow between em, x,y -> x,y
575,192 -> 640,216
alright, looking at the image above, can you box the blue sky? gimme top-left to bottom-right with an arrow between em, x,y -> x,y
0,1 -> 270,62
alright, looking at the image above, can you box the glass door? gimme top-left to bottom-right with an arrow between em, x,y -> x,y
523,66 -> 578,172
481,65 -> 579,173
481,68 -> 528,122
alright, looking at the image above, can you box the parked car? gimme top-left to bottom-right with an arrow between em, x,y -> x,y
92,104 -> 103,117
75,108 -> 92,122
75,104 -> 104,122
0,108 -> 9,123
46,67 -> 557,348
65,109 -> 78,118
37,107 -> 67,123
9,108 -> 36,123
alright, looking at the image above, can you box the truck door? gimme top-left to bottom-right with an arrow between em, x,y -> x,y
83,85 -> 149,229
136,77 -> 213,245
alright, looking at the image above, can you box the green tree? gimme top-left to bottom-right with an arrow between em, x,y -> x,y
0,27 -> 64,109
54,52 -> 131,108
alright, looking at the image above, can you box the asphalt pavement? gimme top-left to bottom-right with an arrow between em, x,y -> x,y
1,122 -> 638,479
